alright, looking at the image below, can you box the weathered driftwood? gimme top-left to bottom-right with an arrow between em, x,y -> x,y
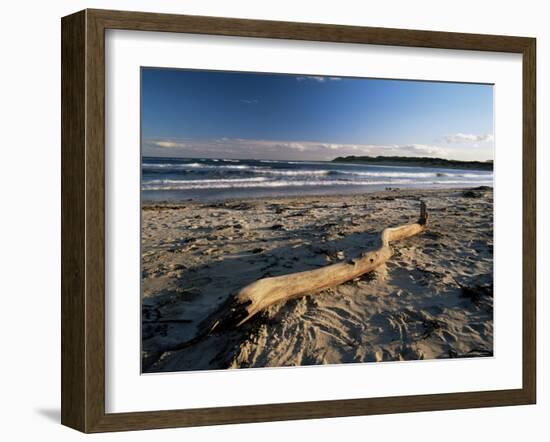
205,200 -> 428,334
147,201 -> 428,362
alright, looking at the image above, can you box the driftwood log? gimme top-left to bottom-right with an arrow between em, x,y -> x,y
205,200 -> 428,334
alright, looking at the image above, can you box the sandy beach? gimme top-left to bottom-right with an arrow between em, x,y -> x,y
141,187 -> 493,372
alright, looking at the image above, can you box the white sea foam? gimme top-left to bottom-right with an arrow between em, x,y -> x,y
431,179 -> 493,185
143,162 -> 250,170
143,177 -> 268,185
142,179 -> 418,191
246,167 -> 489,178
338,170 -> 436,178
458,173 -> 490,178
143,162 -> 202,169
256,169 -> 330,176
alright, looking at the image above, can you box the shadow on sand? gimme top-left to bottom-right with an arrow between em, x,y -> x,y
142,223 -> 384,373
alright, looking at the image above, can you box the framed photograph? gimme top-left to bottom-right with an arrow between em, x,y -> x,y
61,9 -> 536,433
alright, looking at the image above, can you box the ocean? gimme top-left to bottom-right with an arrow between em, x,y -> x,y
141,156 -> 493,202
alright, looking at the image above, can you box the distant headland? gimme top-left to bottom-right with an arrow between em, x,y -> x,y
331,156 -> 493,171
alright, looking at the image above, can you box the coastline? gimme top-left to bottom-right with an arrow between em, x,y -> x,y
142,187 -> 494,372
331,157 -> 493,171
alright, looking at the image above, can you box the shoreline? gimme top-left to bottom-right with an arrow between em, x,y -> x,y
142,185 -> 493,207
142,186 -> 494,372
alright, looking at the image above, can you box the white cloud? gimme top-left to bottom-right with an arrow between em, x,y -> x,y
296,75 -> 342,83
295,76 -> 342,83
143,137 -> 455,161
296,76 -> 325,82
151,140 -> 189,148
443,133 -> 494,144
240,99 -> 258,104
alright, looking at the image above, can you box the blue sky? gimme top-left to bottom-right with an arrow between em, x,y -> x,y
142,68 -> 494,161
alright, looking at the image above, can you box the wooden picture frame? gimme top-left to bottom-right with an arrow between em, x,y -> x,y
61,8 -> 536,433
